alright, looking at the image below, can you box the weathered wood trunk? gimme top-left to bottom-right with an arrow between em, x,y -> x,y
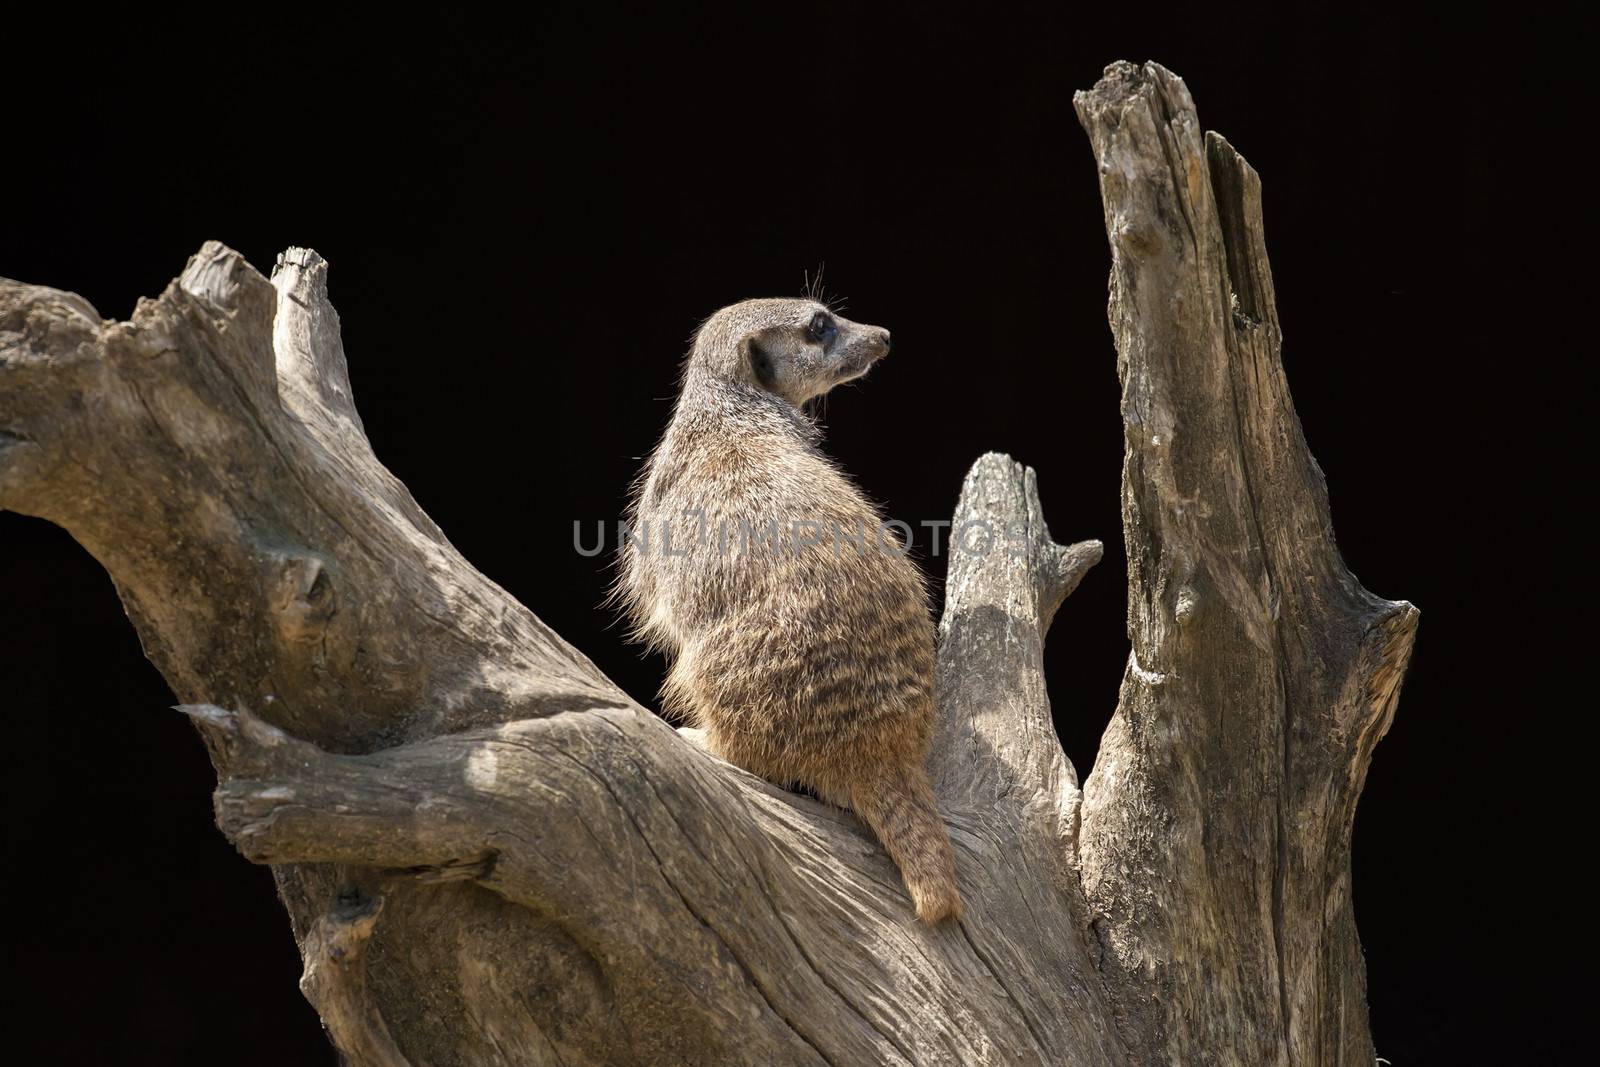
0,61 -> 1414,1066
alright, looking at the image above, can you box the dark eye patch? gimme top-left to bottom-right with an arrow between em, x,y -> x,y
806,312 -> 838,346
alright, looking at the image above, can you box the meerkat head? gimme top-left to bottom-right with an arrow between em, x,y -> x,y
689,298 -> 893,408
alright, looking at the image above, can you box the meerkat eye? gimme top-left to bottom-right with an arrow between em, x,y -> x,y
806,312 -> 837,346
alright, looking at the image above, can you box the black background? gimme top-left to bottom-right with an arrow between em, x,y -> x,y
1,4 -> 1575,1064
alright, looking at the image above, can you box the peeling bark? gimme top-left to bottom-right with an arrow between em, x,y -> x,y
0,61 -> 1413,1066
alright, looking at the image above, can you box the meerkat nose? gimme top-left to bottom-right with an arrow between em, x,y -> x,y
878,329 -> 893,355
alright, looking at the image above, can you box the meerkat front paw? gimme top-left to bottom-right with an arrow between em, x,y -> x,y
674,725 -> 710,750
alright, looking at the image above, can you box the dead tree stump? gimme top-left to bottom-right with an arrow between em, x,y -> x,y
0,61 -> 1415,1066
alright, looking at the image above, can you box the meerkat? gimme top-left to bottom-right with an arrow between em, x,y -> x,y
614,297 -> 962,924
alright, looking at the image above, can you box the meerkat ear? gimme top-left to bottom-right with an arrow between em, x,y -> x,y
746,336 -> 777,389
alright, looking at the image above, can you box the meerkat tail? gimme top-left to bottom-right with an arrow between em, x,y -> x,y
851,763 -> 962,923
